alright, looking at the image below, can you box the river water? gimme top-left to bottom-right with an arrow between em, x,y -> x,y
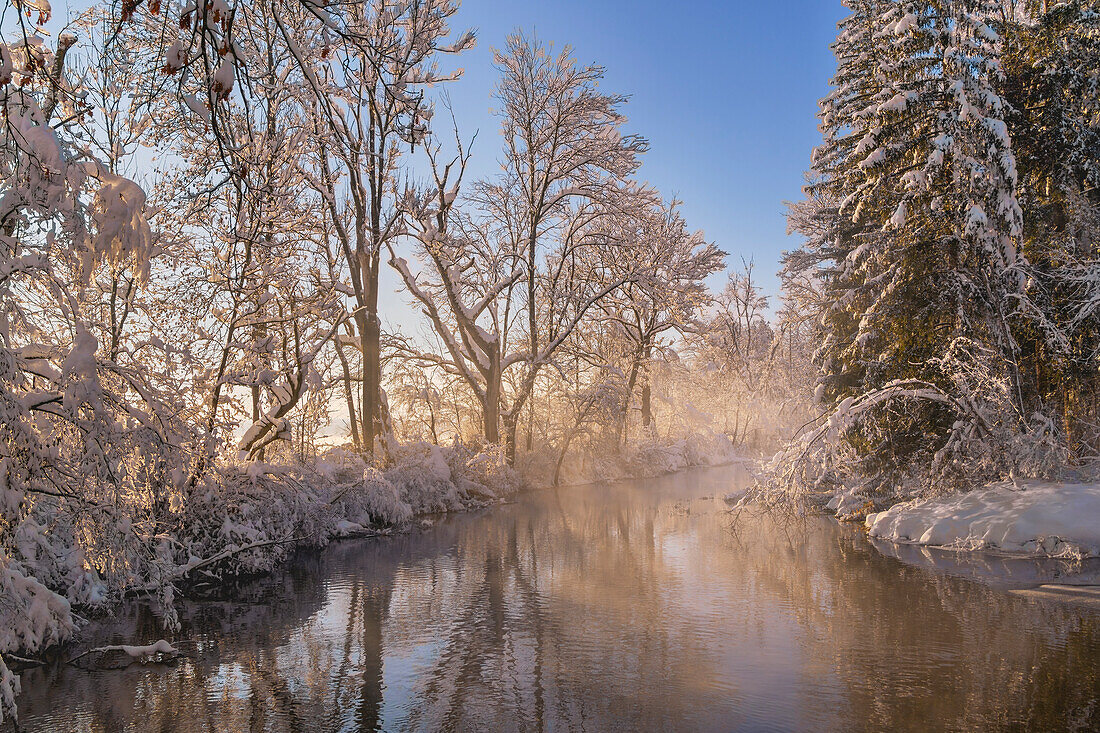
10,465 -> 1100,732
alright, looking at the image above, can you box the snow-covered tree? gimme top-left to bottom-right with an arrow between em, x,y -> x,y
1001,0 -> 1100,458
0,8 -> 177,720
391,132 -> 654,459
486,33 -> 648,456
591,199 -> 725,438
304,0 -> 474,460
776,0 -> 1099,505
811,0 -> 1023,401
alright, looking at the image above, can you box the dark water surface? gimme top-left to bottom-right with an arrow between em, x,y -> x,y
11,465 -> 1100,732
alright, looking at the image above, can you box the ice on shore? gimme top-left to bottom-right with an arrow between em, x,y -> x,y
866,481 -> 1100,558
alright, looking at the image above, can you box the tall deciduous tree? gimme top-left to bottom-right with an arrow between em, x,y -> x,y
593,199 -> 725,437
392,134 -> 653,459
489,32 -> 647,454
305,0 -> 474,459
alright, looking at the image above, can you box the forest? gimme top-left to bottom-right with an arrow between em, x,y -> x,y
1,0 -> 1099,728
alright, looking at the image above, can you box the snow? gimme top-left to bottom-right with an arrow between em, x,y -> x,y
332,519 -> 366,537
900,170 -> 928,192
165,41 -> 187,74
61,329 -> 97,380
878,91 -> 916,114
118,640 -> 176,658
859,147 -> 886,169
183,94 -> 211,123
867,482 -> 1100,558
213,59 -> 235,99
965,204 -> 988,234
975,22 -> 999,44
83,165 -> 155,281
894,12 -> 918,35
827,487 -> 872,517
888,201 -> 907,229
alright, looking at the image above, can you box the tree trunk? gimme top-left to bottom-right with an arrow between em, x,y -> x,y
553,436 -> 572,486
484,352 -> 501,444
362,310 -> 381,457
503,412 -> 519,465
251,383 -> 265,461
526,221 -> 538,453
334,336 -> 360,450
620,356 -> 641,445
526,399 -> 534,451
351,244 -> 384,461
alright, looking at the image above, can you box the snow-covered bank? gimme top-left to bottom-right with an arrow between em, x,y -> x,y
1,432 -> 746,725
5,434 -> 734,661
0,442 -> 520,708
180,441 -> 522,582
866,481 -> 1100,558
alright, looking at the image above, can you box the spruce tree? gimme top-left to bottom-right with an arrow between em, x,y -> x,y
793,0 -> 1033,478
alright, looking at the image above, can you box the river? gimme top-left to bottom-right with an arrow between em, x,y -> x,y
10,464 -> 1100,732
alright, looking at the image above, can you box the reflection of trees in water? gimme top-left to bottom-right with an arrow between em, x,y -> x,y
9,466 -> 1100,732
8,554 -> 331,732
730,513 -> 1100,731
391,478 -> 748,731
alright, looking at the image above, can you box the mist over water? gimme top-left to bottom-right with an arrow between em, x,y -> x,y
12,465 -> 1100,732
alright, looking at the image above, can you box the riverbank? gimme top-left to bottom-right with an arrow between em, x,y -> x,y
521,431 -> 747,489
0,433 -> 748,723
866,479 -> 1100,559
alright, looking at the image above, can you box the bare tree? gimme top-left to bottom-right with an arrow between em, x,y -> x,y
302,0 -> 473,460
392,136 -> 650,459
488,32 -> 648,453
594,200 -> 725,438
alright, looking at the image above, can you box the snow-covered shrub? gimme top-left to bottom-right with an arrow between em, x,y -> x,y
753,340 -> 1069,519
626,432 -> 740,477
0,553 -> 75,722
316,441 -> 521,528
445,442 -> 523,500
629,437 -> 693,476
381,441 -> 522,514
383,442 -> 466,515
173,466 -> 331,580
328,466 -> 414,528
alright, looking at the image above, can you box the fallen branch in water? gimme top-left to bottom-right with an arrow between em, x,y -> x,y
67,639 -> 179,667
131,534 -> 309,596
1,653 -> 44,668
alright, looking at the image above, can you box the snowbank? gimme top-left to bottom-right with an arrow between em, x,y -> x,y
866,481 -> 1100,557
178,442 -> 521,580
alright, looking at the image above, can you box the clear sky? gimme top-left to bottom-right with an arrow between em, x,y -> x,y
431,0 -> 847,303
39,0 -> 846,318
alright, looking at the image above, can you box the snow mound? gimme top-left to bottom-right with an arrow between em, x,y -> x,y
866,482 -> 1100,557
118,640 -> 176,658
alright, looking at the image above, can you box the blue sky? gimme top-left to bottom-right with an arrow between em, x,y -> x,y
433,0 -> 846,302
35,0 -> 846,318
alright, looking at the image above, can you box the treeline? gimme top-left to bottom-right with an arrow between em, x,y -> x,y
773,0 -> 1100,510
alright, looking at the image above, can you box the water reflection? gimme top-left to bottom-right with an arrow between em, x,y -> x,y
9,466 -> 1100,732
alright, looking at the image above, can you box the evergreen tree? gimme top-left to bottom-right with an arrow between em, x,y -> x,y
783,0 -> 1100,493
1001,0 -> 1100,456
